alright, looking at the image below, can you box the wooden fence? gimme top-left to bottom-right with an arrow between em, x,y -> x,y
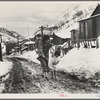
71,38 -> 99,49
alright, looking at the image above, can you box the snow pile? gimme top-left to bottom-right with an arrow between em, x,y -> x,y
57,48 -> 100,79
18,50 -> 40,64
0,60 -> 12,77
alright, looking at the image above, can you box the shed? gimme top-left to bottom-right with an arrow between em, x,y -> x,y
70,29 -> 79,41
24,41 -> 35,51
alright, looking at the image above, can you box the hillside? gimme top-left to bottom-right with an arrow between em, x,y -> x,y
0,27 -> 24,43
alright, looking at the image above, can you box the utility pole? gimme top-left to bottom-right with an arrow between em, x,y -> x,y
17,35 -> 20,53
0,35 -> 3,61
27,22 -> 30,51
40,26 -> 44,38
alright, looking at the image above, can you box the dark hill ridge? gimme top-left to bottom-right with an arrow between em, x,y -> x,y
0,27 -> 24,40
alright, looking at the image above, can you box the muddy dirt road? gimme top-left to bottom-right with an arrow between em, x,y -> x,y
2,57 -> 100,93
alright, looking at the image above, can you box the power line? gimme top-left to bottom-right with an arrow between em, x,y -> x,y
44,4 -> 74,25
56,4 -> 80,22
51,4 -> 80,26
47,3 -> 80,26
44,3 -> 80,27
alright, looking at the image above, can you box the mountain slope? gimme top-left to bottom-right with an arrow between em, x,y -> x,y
0,27 -> 24,43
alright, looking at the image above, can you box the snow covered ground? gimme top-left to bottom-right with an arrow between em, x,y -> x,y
0,60 -> 12,77
0,60 -> 12,93
57,47 -> 100,79
17,50 -> 40,64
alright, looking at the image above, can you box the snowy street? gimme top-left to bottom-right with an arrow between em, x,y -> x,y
0,53 -> 100,93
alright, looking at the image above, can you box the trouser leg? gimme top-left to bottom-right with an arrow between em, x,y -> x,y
51,71 -> 53,79
54,70 -> 57,80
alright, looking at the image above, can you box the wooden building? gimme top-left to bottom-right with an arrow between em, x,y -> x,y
79,4 -> 100,39
24,41 -> 35,51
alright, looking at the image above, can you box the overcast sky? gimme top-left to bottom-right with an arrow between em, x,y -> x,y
0,1 -> 99,37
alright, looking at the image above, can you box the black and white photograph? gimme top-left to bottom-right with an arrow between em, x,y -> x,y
0,1 -> 100,99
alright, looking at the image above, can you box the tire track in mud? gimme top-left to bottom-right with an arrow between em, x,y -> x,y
3,57 -> 41,93
2,57 -> 70,93
12,57 -> 68,93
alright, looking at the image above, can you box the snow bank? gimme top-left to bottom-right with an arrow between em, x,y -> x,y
0,60 -> 12,77
57,48 -> 100,79
18,50 -> 40,64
